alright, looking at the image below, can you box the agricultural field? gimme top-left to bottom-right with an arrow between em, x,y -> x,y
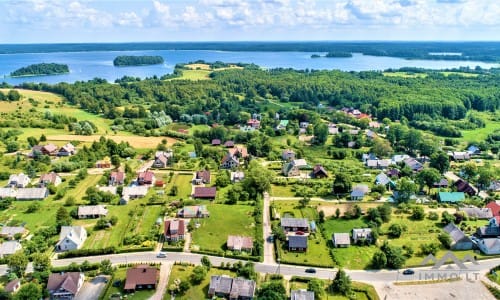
190,204 -> 256,253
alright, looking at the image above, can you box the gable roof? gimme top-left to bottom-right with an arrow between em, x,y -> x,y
288,235 -> 308,248
454,179 -> 477,196
211,139 -> 221,145
486,201 -> 500,217
0,188 -> 16,198
291,159 -> 308,167
16,188 -> 48,200
110,171 -> 125,182
281,218 -> 308,228
0,226 -> 25,238
124,265 -> 158,290
375,173 -> 391,185
193,187 -> 217,198
47,272 -> 82,295
352,228 -> 372,238
439,192 -> 465,203
227,235 -> 253,251
209,275 -> 234,295
138,171 -> 155,182
5,279 -> 20,292
312,164 -> 328,177
0,241 -> 22,256
165,219 -> 185,236
78,205 -> 108,217
333,233 -> 351,245
196,170 -> 211,182
42,143 -> 58,153
443,223 -> 472,244
58,226 -> 86,247
40,172 -> 60,184
224,141 -> 235,147
291,290 -> 315,300
459,207 -> 493,219
230,277 -> 256,299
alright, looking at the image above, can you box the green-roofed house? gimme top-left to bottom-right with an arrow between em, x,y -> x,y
439,192 -> 465,203
276,120 -> 289,130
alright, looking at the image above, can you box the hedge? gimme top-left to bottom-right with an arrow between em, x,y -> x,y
58,247 -> 116,259
191,249 -> 260,262
116,246 -> 154,254
51,262 -> 100,273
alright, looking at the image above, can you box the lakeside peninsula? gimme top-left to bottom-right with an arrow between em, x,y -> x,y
10,63 -> 69,77
113,55 -> 164,66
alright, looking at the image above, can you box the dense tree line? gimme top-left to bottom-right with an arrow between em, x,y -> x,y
10,63 -> 69,76
113,55 -> 164,66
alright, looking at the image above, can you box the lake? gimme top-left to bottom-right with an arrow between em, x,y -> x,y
1,50 -> 498,85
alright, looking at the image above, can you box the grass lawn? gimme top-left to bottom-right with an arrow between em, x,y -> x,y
190,204 -> 255,253
460,111 -> 500,142
440,71 -> 479,77
172,69 -> 212,80
167,265 -> 238,300
270,184 -> 296,197
288,279 -> 378,300
65,174 -> 103,203
102,267 -> 156,300
382,72 -> 428,78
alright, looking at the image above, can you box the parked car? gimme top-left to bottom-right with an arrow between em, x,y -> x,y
157,252 -> 167,258
402,269 -> 415,275
305,268 -> 316,273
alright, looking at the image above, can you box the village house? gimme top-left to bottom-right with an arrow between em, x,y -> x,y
56,226 -> 87,252
282,159 -> 308,177
16,187 -> 48,200
291,290 -> 315,300
299,121 -> 309,129
0,241 -> 22,258
288,235 -> 308,252
120,186 -> 149,204
57,143 -> 76,156
230,147 -> 249,159
332,233 -> 351,248
449,151 -> 470,161
403,157 -> 423,172
224,140 -> 235,148
212,139 -> 222,146
467,145 -> 481,155
328,123 -> 339,135
438,192 -> 465,203
312,164 -> 328,178
41,144 -> 58,156
443,223 -> 473,250
247,119 -> 261,129
4,279 -> 21,294
152,150 -> 172,168
208,275 -> 256,300
0,226 -> 26,240
95,159 -> 111,168
454,179 -> 477,196
227,235 -> 253,252
375,173 -> 396,189
47,272 -> 84,300
0,188 -> 16,199
194,170 -> 211,185
77,205 -> 108,219
486,201 -> 500,217
98,186 -> 117,195
39,172 -> 62,187
193,187 -> 217,200
459,207 -> 493,219
164,219 -> 185,242
231,171 -> 245,183
220,153 -> 240,169
282,149 -> 295,161
109,171 -> 125,186
8,173 -> 30,188
177,205 -> 210,218
350,185 -> 370,201
352,228 -> 373,244
476,217 -> 500,238
478,238 -> 500,255
124,265 -> 159,292
137,170 -> 155,185
281,218 -> 309,233
433,178 -> 449,188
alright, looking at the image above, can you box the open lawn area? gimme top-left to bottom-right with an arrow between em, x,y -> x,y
460,111 -> 500,143
382,72 -> 428,78
101,267 -> 156,300
190,204 -> 256,253
46,134 -> 178,150
172,69 -> 211,80
289,278 -> 379,300
167,265 -> 238,300
163,173 -> 193,200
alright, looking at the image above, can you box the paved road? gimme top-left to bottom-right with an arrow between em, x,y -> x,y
262,192 -> 275,265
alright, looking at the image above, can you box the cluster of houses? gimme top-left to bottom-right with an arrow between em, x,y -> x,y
28,143 -> 76,158
281,150 -> 328,179
208,275 -> 256,299
0,172 -> 66,201
280,217 -> 316,252
332,228 -> 373,248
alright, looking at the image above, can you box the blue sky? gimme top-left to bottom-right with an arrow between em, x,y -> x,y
0,0 -> 498,43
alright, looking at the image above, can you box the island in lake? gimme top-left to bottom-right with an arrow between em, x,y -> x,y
113,55 -> 164,66
311,52 -> 353,59
10,63 -> 69,77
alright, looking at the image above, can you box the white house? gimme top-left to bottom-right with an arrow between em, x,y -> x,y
8,173 -> 30,188
56,226 -> 87,252
0,241 -> 22,258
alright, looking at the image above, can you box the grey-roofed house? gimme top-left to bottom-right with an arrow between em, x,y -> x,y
208,276 -> 255,300
459,207 -> 493,219
476,217 -> 500,238
0,226 -> 26,240
47,272 -> 84,299
433,179 -> 449,188
230,277 -> 256,300
282,149 -> 295,161
375,173 -> 395,189
208,275 -> 233,298
404,158 -> 423,172
8,173 -> 30,188
350,185 -> 370,201
282,159 -> 308,177
0,241 -> 22,258
16,187 -> 48,200
56,226 -> 87,252
281,218 -> 309,233
352,228 -> 373,244
291,290 -> 315,300
478,238 -> 500,255
0,188 -> 16,199
121,185 -> 149,204
332,233 -> 351,248
77,205 -> 108,219
443,223 -> 473,250
288,235 -> 308,252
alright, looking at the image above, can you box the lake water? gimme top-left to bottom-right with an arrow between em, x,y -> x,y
1,50 -> 498,85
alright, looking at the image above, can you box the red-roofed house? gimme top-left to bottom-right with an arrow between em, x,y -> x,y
39,172 -> 62,187
194,170 -> 211,185
193,187 -> 217,199
109,171 -> 125,186
164,219 -> 185,242
247,119 -> 261,129
124,265 -> 159,292
486,201 -> 500,217
47,272 -> 84,299
138,171 -> 155,185
42,144 -> 58,156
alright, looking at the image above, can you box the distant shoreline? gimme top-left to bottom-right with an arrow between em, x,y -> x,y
8,72 -> 69,78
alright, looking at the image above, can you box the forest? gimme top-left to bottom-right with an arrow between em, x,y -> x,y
113,55 -> 164,66
10,63 -> 69,77
16,65 -> 500,138
0,42 -> 499,62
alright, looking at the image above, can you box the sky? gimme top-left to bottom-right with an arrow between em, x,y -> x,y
0,0 -> 499,43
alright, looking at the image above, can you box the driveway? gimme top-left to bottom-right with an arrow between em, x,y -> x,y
149,263 -> 173,300
263,192 -> 275,265
75,275 -> 110,300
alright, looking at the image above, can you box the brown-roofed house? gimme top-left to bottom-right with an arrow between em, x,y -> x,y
229,147 -> 248,158
194,170 -> 211,185
5,278 -> 20,293
224,141 -> 235,148
193,187 -> 217,199
227,235 -> 253,252
164,219 -> 185,242
109,171 -> 125,186
95,159 -> 111,168
152,154 -> 169,168
212,139 -> 221,146
124,265 -> 159,292
312,164 -> 328,178
138,171 -> 155,185
39,172 -> 62,187
455,179 -> 477,196
42,144 -> 58,156
57,143 -> 76,156
47,272 -> 84,299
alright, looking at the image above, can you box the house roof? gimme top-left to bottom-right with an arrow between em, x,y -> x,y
230,277 -> 256,299
353,184 -> 370,193
404,158 -> 423,171
196,170 -> 211,182
124,265 -> 158,290
47,272 -> 82,295
16,188 -> 48,200
155,155 -> 168,165
42,144 -> 58,153
0,226 -> 25,237
98,186 -> 117,194
352,228 -> 372,238
138,171 -> 155,182
59,143 -> 75,153
212,139 -> 221,145
193,187 -> 217,198
480,238 -> 500,253
5,279 -> 20,292
288,235 -> 308,248
351,190 -> 365,197
110,171 -> 125,182
165,219 -> 185,236
0,241 -> 22,255
292,159 -> 308,167
58,226 -> 86,247
455,179 -> 477,195
229,147 -> 248,158
433,179 -> 449,187
443,223 -> 472,244
224,141 -> 235,147
40,172 -> 60,183
375,173 -> 391,186
486,201 -> 500,217
0,188 -> 16,198
281,218 -> 308,228
291,290 -> 315,300
9,173 -> 30,186
230,171 -> 245,181
312,164 -> 328,177
459,207 -> 493,219
439,192 -> 465,203
221,153 -> 239,165
78,205 -> 108,216
209,275 -> 233,295
122,186 -> 149,198
178,205 -> 209,217
333,233 -> 351,245
227,235 -> 253,250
